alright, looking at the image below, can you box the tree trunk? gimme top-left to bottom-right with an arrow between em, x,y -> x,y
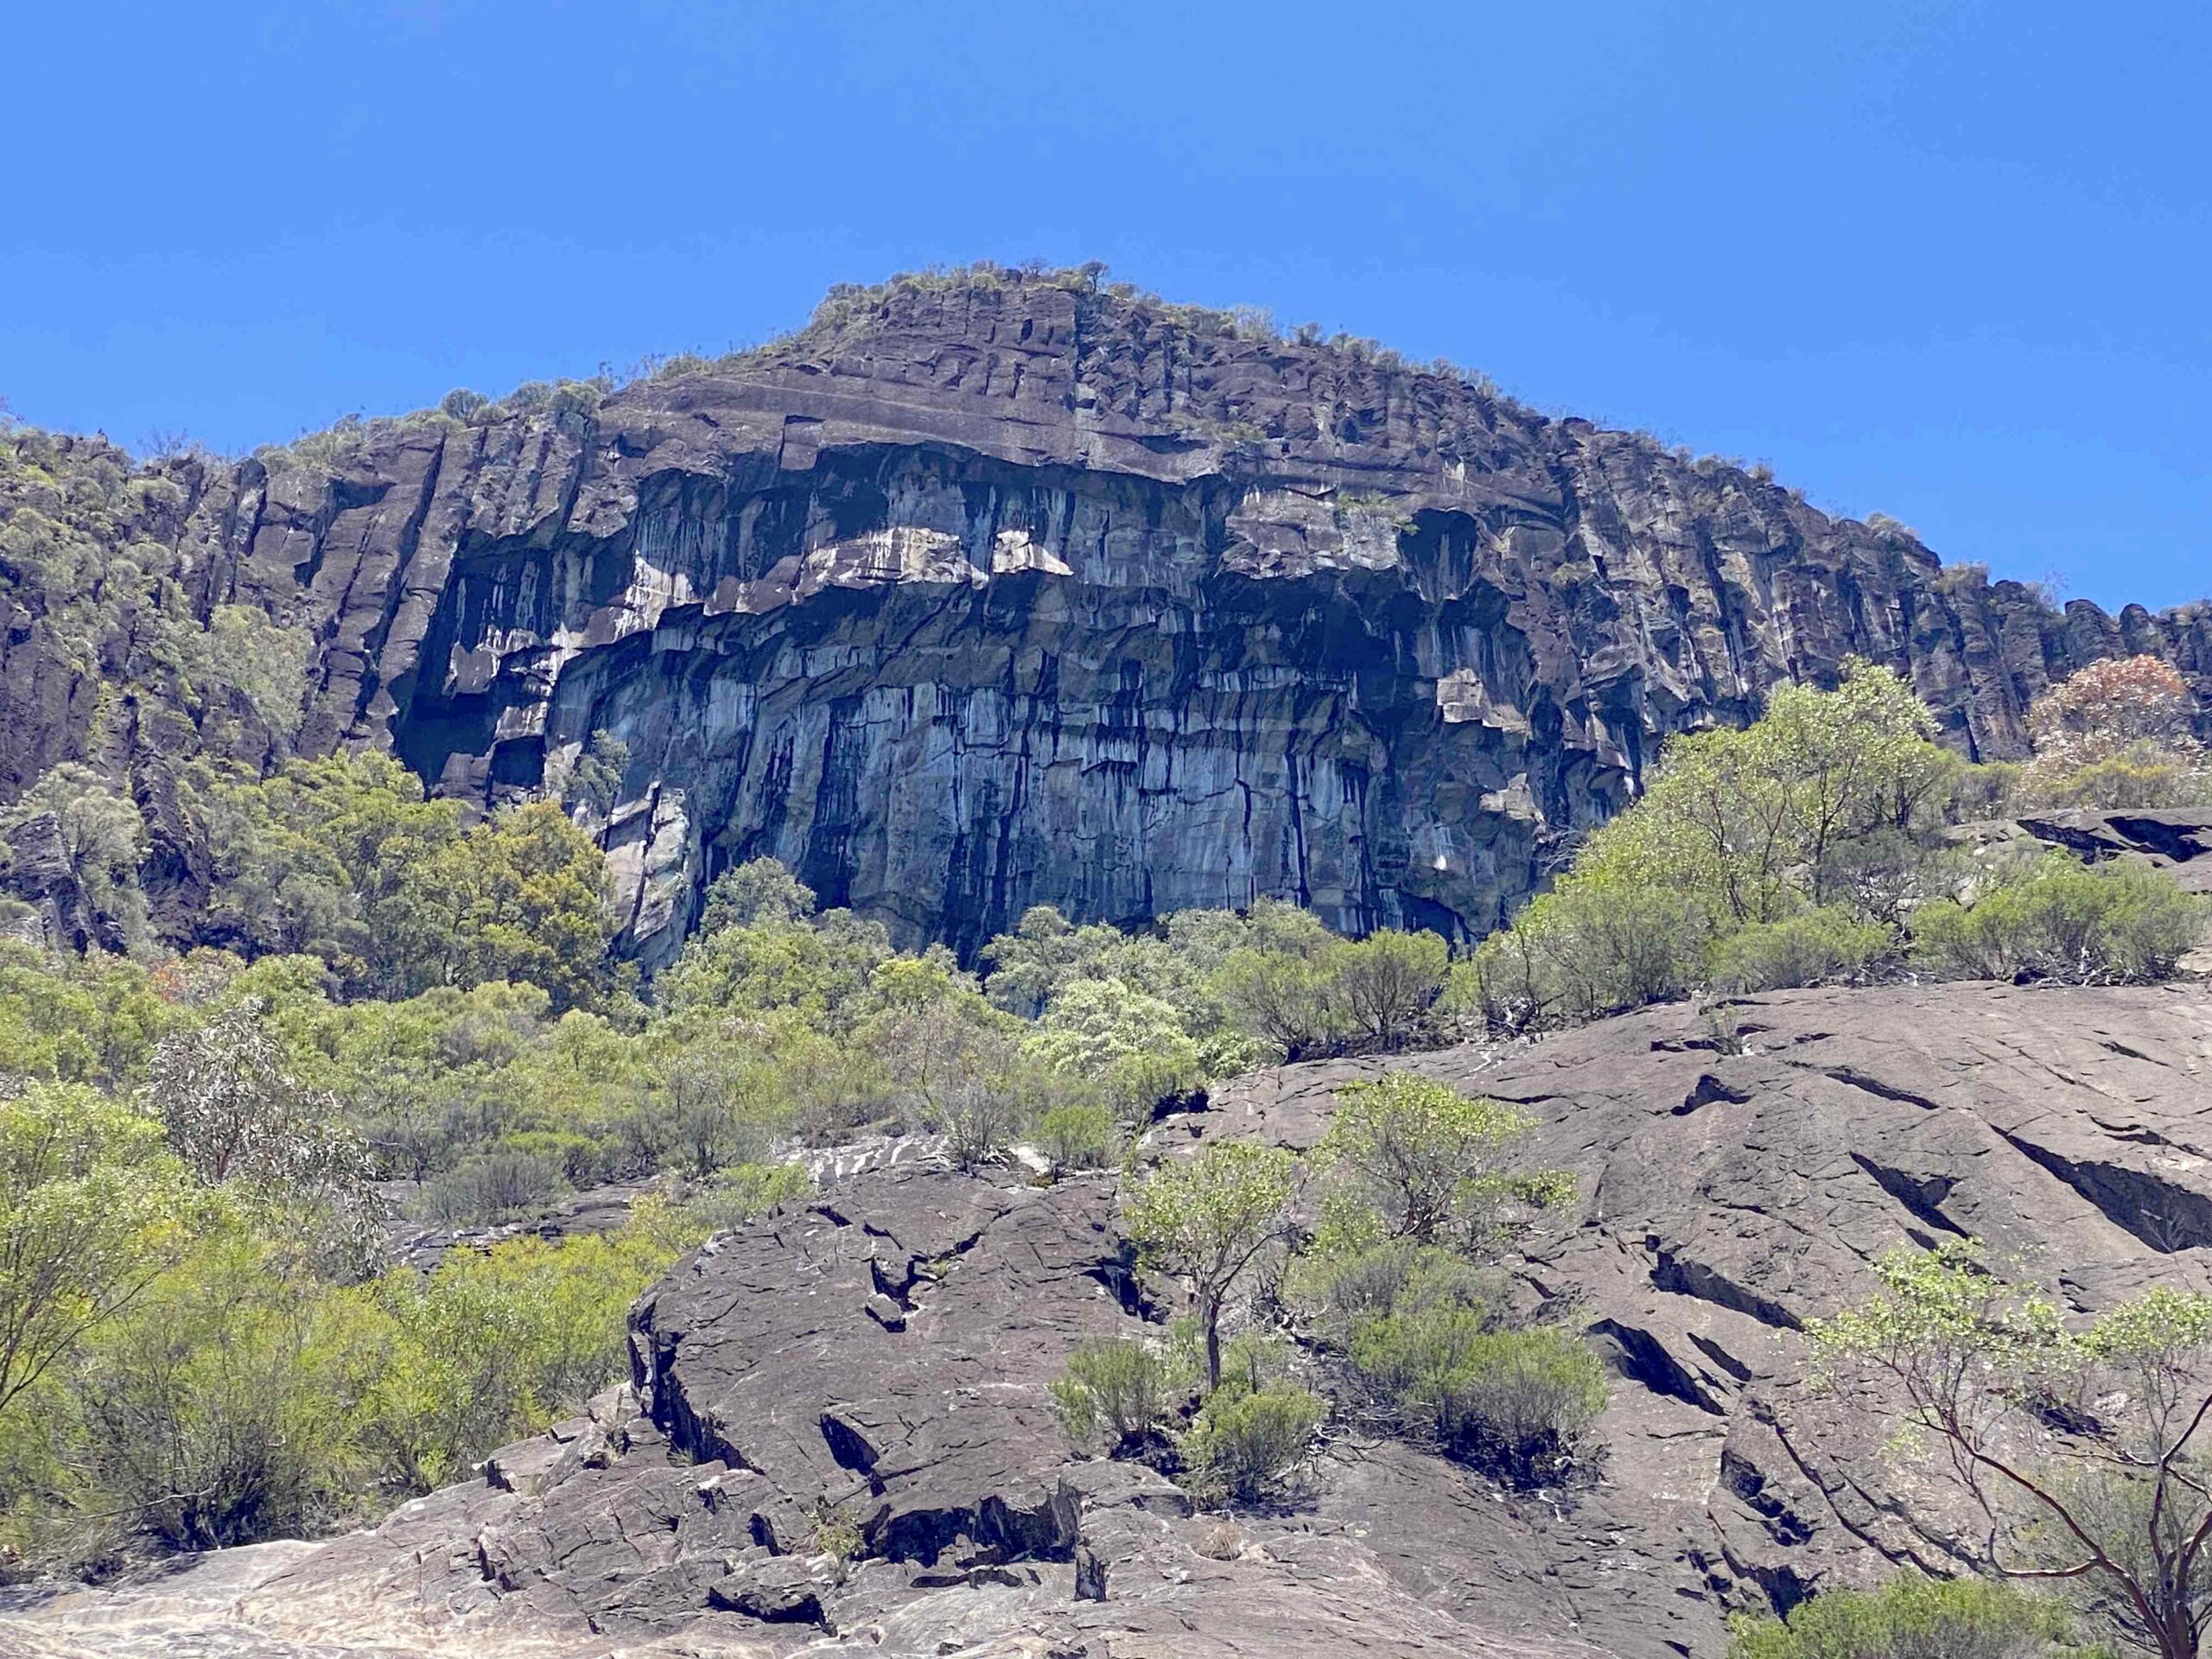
1200,1292 -> 1222,1391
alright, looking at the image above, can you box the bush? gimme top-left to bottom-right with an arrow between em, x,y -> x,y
682,1161 -> 812,1230
1036,1102 -> 1118,1173
1050,1337 -> 1191,1452
1459,876 -> 1707,1031
64,1233 -> 362,1553
1705,906 -> 1894,993
1179,1380 -> 1323,1505
1318,1072 -> 1572,1250
416,1151 -> 569,1227
1727,1574 -> 2086,1659
1912,855 -> 2206,983
1351,1313 -> 1606,1486
1318,930 -> 1448,1047
1211,947 -> 1341,1060
1288,1234 -> 1501,1342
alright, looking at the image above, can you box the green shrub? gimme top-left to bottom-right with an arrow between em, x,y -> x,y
1727,1574 -> 2086,1659
683,1161 -> 812,1230
1912,855 -> 2206,983
1318,1072 -> 1573,1250
1460,876 -> 1707,1030
416,1151 -> 569,1227
1705,906 -> 1894,993
1318,929 -> 1449,1047
1288,1233 -> 1501,1342
1036,1102 -> 1118,1173
1179,1380 -> 1323,1505
1050,1337 -> 1190,1452
1351,1313 -> 1606,1486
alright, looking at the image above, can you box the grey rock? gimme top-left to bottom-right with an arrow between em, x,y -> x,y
10,979 -> 2212,1659
9,279 -> 2211,963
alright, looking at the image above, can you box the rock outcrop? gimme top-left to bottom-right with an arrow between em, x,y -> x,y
14,978 -> 2209,1658
5,269 -> 2210,961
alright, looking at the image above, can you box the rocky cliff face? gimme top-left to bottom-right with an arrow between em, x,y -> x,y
9,270 -> 2209,961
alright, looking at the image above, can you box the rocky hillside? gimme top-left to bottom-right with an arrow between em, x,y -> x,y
4,266 -> 2209,963
12,977 -> 2209,1658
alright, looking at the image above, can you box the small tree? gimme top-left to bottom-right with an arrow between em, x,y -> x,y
1125,1141 -> 1300,1389
1320,931 -> 1449,1048
1212,948 -> 1339,1060
1814,1242 -> 2212,1659
1319,1072 -> 1573,1251
0,1083 -> 194,1419
698,856 -> 816,937
2024,657 -> 2204,805
146,1003 -> 387,1276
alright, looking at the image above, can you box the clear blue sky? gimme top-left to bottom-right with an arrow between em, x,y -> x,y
4,2 -> 2206,610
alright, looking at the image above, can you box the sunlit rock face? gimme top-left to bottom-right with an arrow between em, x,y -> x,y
155,273 -> 2210,963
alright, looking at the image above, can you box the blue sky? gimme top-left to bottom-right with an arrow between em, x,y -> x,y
3,1 -> 2205,610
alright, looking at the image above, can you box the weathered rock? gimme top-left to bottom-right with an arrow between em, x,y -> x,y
2012,806 -> 2212,893
10,979 -> 2212,1658
8,274 -> 2211,961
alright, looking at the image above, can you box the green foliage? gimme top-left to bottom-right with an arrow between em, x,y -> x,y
1349,1313 -> 1606,1485
698,855 -> 817,937
1024,976 -> 1202,1118
1319,1073 -> 1573,1250
1705,906 -> 1895,993
0,1084 -> 195,1418
185,754 -> 618,1008
1319,930 -> 1449,1047
679,1161 -> 812,1230
346,1218 -> 679,1491
1910,855 -> 2206,983
1050,1337 -> 1192,1452
1815,1243 -> 2212,1659
1727,1575 -> 2088,1659
1036,1102 -> 1119,1174
1462,659 -> 2203,1033
1126,1142 -> 1300,1389
146,1001 -> 387,1276
1179,1380 -> 1323,1506
0,942 -> 173,1088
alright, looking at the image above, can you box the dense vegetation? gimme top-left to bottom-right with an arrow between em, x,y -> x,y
1457,658 -> 2208,1032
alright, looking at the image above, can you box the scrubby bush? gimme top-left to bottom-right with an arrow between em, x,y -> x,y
1318,1073 -> 1573,1250
1211,946 -> 1342,1058
1704,906 -> 1894,993
1319,929 -> 1449,1047
1728,1573 -> 2087,1659
416,1151 -> 569,1226
1288,1235 -> 1501,1344
1350,1313 -> 1606,1485
681,1161 -> 811,1230
1050,1337 -> 1191,1452
1178,1379 -> 1323,1505
1036,1101 -> 1118,1173
1911,855 -> 2206,983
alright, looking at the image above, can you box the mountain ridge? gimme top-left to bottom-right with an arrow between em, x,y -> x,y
4,264 -> 2208,961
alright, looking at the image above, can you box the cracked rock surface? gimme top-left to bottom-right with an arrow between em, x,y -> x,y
8,979 -> 2211,1657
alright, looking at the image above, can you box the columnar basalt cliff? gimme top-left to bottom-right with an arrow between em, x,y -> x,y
7,270 -> 2209,961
